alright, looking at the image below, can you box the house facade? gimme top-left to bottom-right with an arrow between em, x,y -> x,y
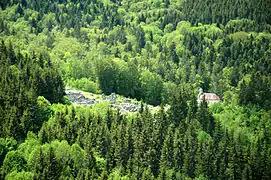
198,88 -> 221,104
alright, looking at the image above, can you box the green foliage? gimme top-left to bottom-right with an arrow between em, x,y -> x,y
0,0 -> 269,106
0,138 -> 17,168
108,168 -> 129,180
0,41 -> 64,140
140,69 -> 163,105
96,58 -> 116,95
0,93 -> 270,179
182,0 -> 271,26
0,0 -> 270,179
228,31 -> 249,40
67,78 -> 101,94
2,151 -> 27,176
5,171 -> 33,180
35,96 -> 52,131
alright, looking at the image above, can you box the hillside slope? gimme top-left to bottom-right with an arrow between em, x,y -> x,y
0,0 -> 270,179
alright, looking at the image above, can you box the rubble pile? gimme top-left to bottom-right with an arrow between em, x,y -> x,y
66,90 -> 142,114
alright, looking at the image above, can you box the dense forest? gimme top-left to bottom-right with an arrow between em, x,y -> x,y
0,0 -> 270,179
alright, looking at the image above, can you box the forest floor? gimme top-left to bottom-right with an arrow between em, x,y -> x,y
65,87 -> 168,114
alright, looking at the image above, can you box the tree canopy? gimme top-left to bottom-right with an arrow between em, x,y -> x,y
0,0 -> 270,179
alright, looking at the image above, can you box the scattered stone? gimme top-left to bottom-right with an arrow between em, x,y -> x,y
66,90 -> 167,114
109,93 -> 116,104
124,98 -> 131,103
66,91 -> 91,105
102,94 -> 106,100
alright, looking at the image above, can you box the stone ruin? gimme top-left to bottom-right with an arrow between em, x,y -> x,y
66,90 -> 156,114
66,91 -> 98,106
101,93 -> 117,104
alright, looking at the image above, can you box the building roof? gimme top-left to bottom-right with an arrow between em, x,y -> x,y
200,93 -> 221,101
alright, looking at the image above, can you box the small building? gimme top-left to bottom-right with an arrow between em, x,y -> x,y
198,88 -> 221,104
